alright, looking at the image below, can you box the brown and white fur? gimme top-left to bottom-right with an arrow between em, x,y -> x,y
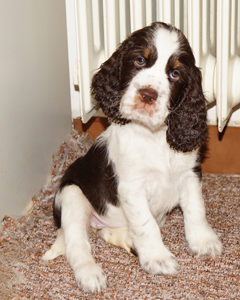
42,22 -> 222,293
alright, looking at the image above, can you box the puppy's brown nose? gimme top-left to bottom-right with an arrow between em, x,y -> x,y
139,88 -> 158,104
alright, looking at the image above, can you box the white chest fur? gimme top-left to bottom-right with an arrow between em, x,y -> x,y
99,123 -> 198,216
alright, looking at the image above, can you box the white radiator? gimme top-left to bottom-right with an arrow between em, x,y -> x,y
66,0 -> 240,132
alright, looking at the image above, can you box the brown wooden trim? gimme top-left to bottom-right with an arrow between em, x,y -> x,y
74,117 -> 109,141
74,118 -> 240,174
201,125 -> 240,174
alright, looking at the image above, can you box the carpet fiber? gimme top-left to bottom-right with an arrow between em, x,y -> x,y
1,130 -> 239,299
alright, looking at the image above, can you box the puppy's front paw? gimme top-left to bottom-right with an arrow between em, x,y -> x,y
140,251 -> 179,275
74,262 -> 108,293
188,227 -> 222,257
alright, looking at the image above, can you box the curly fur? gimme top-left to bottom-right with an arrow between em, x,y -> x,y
165,31 -> 209,152
91,22 -> 208,153
91,42 -> 129,125
165,72 -> 208,152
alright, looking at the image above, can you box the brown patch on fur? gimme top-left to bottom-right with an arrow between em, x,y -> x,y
143,48 -> 152,58
173,60 -> 181,69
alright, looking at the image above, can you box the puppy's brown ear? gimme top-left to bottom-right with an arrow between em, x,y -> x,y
165,65 -> 209,153
91,44 -> 129,125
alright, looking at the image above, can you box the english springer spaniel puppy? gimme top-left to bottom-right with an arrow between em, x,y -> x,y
43,22 -> 222,293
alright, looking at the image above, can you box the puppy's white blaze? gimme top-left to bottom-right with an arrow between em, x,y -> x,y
154,27 -> 179,68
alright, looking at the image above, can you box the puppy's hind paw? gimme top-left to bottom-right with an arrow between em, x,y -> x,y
42,229 -> 66,261
75,262 -> 108,293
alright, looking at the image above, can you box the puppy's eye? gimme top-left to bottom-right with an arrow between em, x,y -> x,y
134,57 -> 146,68
169,70 -> 180,81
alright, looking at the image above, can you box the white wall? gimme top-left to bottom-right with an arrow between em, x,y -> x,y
0,1 -> 72,223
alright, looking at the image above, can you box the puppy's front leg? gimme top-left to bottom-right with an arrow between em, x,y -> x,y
180,175 -> 222,257
119,184 -> 179,275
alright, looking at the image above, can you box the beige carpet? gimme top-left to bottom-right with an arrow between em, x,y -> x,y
0,130 -> 239,299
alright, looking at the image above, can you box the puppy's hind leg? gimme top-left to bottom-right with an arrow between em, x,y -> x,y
60,185 -> 107,293
42,228 -> 65,260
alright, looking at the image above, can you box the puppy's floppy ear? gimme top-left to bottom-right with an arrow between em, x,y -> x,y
91,43 -> 129,125
165,65 -> 209,153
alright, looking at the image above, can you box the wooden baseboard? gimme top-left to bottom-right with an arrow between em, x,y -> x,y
201,125 -> 240,174
74,117 -> 109,141
74,117 -> 240,174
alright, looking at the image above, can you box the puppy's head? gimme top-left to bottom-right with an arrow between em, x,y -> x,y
91,22 -> 208,152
